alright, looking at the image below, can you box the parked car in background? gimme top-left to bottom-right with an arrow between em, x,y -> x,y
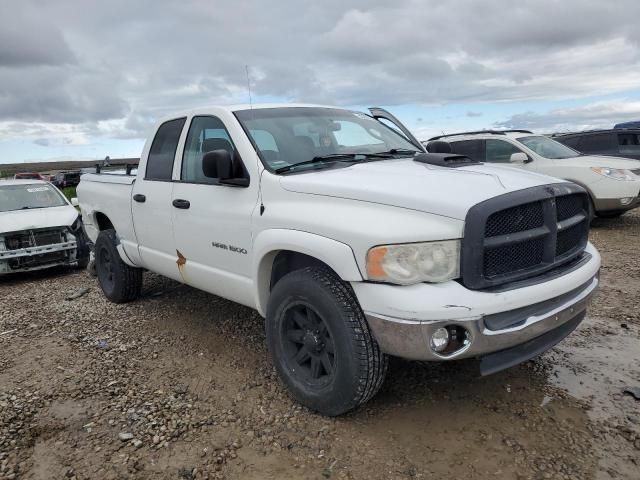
14,172 -> 43,180
614,121 -> 640,129
53,171 -> 82,188
78,105 -> 600,415
0,180 -> 89,274
425,130 -> 640,218
552,129 -> 640,161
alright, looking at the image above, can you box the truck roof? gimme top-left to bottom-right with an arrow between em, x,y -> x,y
157,103 -> 356,123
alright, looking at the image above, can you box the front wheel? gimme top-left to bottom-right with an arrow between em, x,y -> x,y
266,266 -> 388,416
95,229 -> 142,303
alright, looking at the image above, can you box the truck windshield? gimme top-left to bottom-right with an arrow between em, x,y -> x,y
0,184 -> 67,212
517,135 -> 580,159
235,107 -> 419,172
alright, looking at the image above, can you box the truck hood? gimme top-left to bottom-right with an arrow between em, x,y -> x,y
0,205 -> 78,234
280,159 -> 563,220
556,154 -> 640,169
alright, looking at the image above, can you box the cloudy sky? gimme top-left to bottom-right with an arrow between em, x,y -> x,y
2,0 -> 640,164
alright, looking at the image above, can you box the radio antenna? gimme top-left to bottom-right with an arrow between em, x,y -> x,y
245,65 -> 253,110
245,65 -> 264,214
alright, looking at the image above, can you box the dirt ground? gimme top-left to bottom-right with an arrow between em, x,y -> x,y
1,212 -> 639,480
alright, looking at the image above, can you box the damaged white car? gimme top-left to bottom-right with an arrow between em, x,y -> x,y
0,180 -> 89,274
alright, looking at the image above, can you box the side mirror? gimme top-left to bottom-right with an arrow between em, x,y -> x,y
202,149 -> 250,187
510,152 -> 531,164
71,197 -> 79,207
202,149 -> 235,180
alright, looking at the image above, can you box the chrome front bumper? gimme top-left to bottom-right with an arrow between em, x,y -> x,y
364,274 -> 598,365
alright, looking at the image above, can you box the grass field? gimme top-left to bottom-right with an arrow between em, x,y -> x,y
61,186 -> 77,201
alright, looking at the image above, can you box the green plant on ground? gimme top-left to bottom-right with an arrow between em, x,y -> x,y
62,186 -> 77,200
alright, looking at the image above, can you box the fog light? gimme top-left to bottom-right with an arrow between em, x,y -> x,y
430,327 -> 450,353
620,197 -> 633,205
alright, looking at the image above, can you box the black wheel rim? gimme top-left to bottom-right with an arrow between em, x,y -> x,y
97,246 -> 115,293
281,302 -> 336,387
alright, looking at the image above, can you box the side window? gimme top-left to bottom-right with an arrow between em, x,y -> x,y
450,140 -> 485,162
618,133 -> 640,155
485,139 -> 523,163
578,134 -> 617,154
559,136 -> 580,149
182,116 -> 235,183
146,118 -> 186,181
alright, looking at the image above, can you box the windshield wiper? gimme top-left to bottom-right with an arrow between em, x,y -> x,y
274,152 -> 393,174
374,148 -> 420,156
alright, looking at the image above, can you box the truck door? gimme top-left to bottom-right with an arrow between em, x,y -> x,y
368,107 -> 426,152
170,115 -> 257,307
131,117 -> 186,281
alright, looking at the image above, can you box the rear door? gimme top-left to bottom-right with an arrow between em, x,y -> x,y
170,114 -> 257,307
131,117 -> 186,281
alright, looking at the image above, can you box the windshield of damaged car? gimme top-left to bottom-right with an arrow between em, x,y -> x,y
235,107 -> 418,172
517,135 -> 580,159
0,184 -> 67,212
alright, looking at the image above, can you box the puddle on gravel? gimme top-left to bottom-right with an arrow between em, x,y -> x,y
545,315 -> 640,422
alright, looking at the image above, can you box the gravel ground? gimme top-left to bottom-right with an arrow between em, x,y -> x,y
1,212 -> 639,480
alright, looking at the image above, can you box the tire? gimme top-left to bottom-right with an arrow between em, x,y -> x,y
76,254 -> 90,270
597,210 -> 624,219
266,266 -> 388,416
95,229 -> 142,303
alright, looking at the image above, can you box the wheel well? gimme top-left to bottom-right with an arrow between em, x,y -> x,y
95,212 -> 114,231
270,251 -> 334,290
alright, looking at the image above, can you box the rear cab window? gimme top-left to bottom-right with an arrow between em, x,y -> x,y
145,118 -> 187,181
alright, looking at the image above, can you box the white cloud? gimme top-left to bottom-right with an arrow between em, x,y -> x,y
1,0 -> 640,144
495,100 -> 640,132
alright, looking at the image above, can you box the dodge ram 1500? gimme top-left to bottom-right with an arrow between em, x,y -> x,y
77,105 -> 601,416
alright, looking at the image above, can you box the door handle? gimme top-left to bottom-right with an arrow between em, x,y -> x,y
172,199 -> 190,209
133,194 -> 146,203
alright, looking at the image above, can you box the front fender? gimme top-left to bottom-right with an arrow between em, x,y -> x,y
252,229 -> 363,316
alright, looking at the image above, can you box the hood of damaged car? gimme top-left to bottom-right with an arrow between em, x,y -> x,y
0,205 -> 78,234
279,158 -> 565,220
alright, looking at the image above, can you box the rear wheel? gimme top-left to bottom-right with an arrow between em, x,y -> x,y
95,229 -> 142,303
266,266 -> 388,416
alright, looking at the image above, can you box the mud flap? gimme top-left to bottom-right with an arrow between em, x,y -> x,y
479,311 -> 585,376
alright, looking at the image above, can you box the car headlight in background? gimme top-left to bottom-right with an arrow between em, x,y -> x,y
590,167 -> 636,181
366,240 -> 461,285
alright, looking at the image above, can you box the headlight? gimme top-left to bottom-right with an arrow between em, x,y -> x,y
590,167 -> 636,181
366,240 -> 461,285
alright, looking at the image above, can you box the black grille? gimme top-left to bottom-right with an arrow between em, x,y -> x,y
485,202 -> 544,237
556,222 -> 585,257
462,184 -> 590,290
556,195 -> 583,221
484,238 -> 545,278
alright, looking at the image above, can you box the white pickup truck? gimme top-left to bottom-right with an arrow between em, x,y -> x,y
78,105 -> 601,416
